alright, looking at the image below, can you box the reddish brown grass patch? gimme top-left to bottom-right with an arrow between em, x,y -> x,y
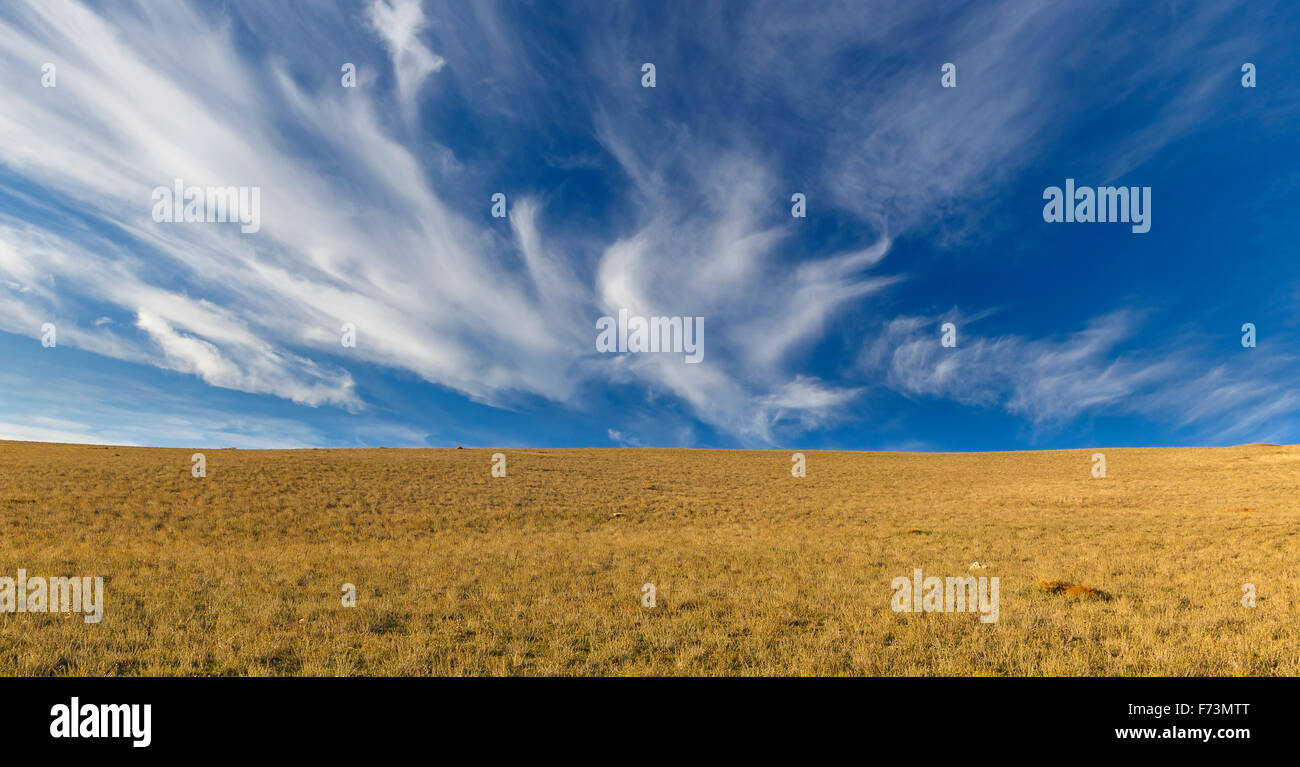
1037,579 -> 1111,601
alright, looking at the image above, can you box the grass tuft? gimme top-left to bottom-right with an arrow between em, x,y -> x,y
1037,579 -> 1111,601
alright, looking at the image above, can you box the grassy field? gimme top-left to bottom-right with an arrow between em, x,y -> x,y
1,440 -> 1298,676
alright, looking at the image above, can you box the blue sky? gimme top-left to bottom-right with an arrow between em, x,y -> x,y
1,0 -> 1298,450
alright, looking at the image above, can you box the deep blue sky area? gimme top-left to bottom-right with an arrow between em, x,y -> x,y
0,0 -> 1298,450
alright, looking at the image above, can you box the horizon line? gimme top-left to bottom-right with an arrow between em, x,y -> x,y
0,438 -> 1290,455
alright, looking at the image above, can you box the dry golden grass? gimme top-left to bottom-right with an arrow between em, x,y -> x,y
1,440 -> 1298,676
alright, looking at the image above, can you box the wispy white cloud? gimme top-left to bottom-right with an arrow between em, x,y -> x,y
365,0 -> 445,123
864,310 -> 1299,442
0,0 -> 571,412
0,0 -> 1293,449
606,428 -> 641,447
869,311 -> 1179,424
0,367 -> 429,449
0,0 -> 906,445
